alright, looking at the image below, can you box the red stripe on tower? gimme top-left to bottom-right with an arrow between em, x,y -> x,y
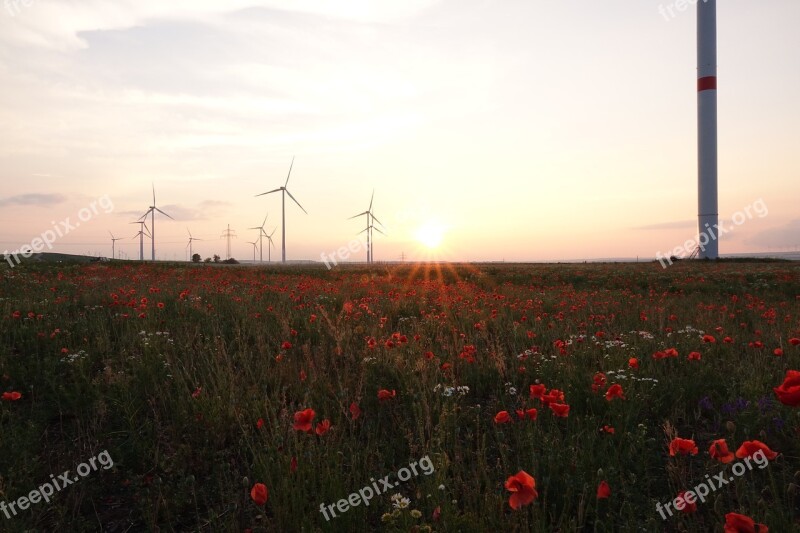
698,76 -> 717,92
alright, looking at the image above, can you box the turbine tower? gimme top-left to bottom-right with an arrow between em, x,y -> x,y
109,232 -> 122,260
130,221 -> 151,261
138,185 -> 174,261
255,157 -> 307,263
697,0 -> 718,259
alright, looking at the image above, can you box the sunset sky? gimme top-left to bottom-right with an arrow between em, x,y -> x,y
1,0 -> 798,262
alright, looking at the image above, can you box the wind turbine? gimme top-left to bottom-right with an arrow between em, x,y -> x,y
109,232 -> 122,260
246,241 -> 258,262
255,157 -> 307,263
349,191 -> 385,263
187,228 -> 203,261
265,227 -> 277,262
130,221 -> 151,261
248,213 -> 269,263
138,185 -> 174,261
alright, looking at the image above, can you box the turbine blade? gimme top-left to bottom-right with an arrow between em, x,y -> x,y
262,213 -> 268,227
371,213 -> 385,227
155,207 -> 174,220
284,156 -> 295,187
284,189 -> 307,214
372,226 -> 386,236
369,189 -> 374,211
348,211 -> 369,220
255,188 -> 282,197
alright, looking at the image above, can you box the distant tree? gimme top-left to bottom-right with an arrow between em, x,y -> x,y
192,253 -> 201,263
204,257 -> 212,263
223,257 -> 239,264
213,254 -> 221,263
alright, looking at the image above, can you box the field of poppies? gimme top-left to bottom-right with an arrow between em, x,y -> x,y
0,260 -> 798,532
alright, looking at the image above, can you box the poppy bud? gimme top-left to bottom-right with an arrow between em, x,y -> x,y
596,468 -> 604,478
242,477 -> 249,488
725,421 -> 736,433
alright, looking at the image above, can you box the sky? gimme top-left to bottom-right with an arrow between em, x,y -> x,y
1,0 -> 798,263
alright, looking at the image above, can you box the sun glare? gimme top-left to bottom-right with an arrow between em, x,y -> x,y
415,220 -> 445,249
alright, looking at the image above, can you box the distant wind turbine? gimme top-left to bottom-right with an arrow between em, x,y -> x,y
187,228 -> 203,261
248,213 -> 270,263
138,185 -> 173,261
255,157 -> 307,263
130,221 -> 151,261
348,190 -> 385,263
109,231 -> 122,260
246,241 -> 258,262
265,227 -> 277,262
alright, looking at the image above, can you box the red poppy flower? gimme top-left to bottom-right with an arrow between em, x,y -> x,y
773,370 -> 800,406
790,338 -> 800,346
669,437 -> 698,456
504,470 -> 538,510
424,351 -> 435,360
773,348 -> 783,357
605,384 -> 624,401
688,351 -> 702,361
256,418 -> 265,429
723,336 -> 733,343
591,372 -> 606,393
525,408 -> 538,420
281,341 -> 292,350
734,440 -> 778,461
676,491 -> 697,514
549,403 -> 570,417
596,480 -> 611,499
299,370 -> 307,382
349,402 -> 361,420
377,389 -> 396,401
292,408 -> 316,432
290,456 -> 298,473
702,334 -> 716,343
628,357 -> 639,369
529,384 -> 546,400
709,438 -> 735,463
315,419 -> 331,436
250,483 -> 268,506
600,425 -> 615,434
541,389 -> 565,406
724,512 -> 768,533
1,391 -> 22,401
494,411 -> 512,424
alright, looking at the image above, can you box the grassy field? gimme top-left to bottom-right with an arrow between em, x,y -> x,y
0,260 -> 798,532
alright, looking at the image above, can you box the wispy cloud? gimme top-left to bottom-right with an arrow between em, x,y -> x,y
0,193 -> 67,207
633,220 -> 695,231
745,220 -> 800,249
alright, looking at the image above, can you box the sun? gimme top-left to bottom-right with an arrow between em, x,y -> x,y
415,220 -> 446,249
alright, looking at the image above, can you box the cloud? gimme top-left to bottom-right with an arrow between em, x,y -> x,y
633,219 -> 695,231
744,219 -> 800,249
0,0 -> 442,51
0,193 -> 67,207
